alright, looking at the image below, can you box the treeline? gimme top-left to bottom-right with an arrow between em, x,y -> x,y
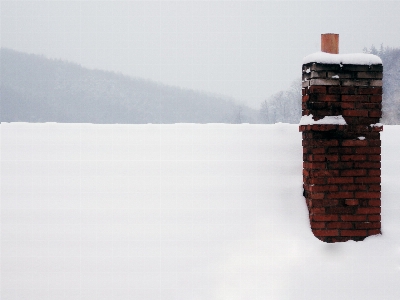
1,48 -> 257,124
366,46 -> 400,124
259,46 -> 400,125
258,79 -> 302,124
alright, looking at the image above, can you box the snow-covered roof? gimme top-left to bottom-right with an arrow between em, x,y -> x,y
299,114 -> 347,125
2,122 -> 399,299
303,52 -> 382,65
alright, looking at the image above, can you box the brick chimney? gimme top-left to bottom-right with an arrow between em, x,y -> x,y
300,34 -> 383,243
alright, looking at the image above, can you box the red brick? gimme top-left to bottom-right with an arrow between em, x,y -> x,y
340,86 -> 357,94
341,169 -> 366,176
358,87 -> 382,95
345,199 -> 359,206
368,199 -> 381,206
308,86 -> 326,94
320,95 -> 341,102
343,110 -> 369,117
310,193 -> 325,200
310,140 -> 339,147
355,192 -> 381,199
369,111 -> 382,118
342,184 -> 367,191
368,229 -> 381,235
368,140 -> 381,147
327,177 -> 354,184
322,199 -> 339,206
356,102 -> 382,110
311,200 -> 325,207
312,229 -> 339,236
342,95 -> 369,102
311,147 -> 326,154
327,86 -> 341,94
341,230 -> 368,237
327,147 -> 353,154
301,125 -> 311,133
310,208 -> 326,214
355,222 -> 381,229
368,215 -> 381,221
310,170 -> 340,177
312,124 -> 344,131
368,155 -> 381,161
312,214 -> 339,221
328,162 -> 354,170
327,207 -> 355,214
355,177 -> 381,184
356,207 -> 381,214
370,95 -> 382,103
368,184 -> 381,191
326,222 -> 353,229
368,169 -> 381,176
341,154 -> 367,161
355,147 -> 380,154
327,192 -> 354,199
302,95 -> 310,102
308,154 -> 326,162
311,221 -> 326,229
309,94 -> 339,102
341,102 -> 355,109
359,117 -> 380,125
307,177 -> 327,185
324,148 -> 341,155
309,185 -> 339,192
354,162 -> 381,169
304,162 -> 326,169
342,140 -> 368,147
326,155 -> 339,161
341,215 -> 367,221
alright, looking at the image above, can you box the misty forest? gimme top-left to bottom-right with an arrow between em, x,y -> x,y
1,46 -> 400,124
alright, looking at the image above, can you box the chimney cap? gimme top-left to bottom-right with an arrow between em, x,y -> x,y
321,33 -> 339,54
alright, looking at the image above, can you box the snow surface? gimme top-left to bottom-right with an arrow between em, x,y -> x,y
1,123 -> 399,300
299,114 -> 347,125
303,51 -> 382,65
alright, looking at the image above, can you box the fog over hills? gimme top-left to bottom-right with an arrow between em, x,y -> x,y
1,48 -> 257,124
2,47 -> 399,124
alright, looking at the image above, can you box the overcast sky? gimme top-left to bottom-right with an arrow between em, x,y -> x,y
2,0 -> 400,109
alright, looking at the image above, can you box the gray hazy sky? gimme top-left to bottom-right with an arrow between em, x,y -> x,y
2,0 -> 400,109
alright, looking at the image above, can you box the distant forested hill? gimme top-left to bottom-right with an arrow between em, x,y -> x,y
1,48 -> 257,124
259,46 -> 400,125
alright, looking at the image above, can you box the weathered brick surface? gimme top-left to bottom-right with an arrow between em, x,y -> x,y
300,61 -> 382,243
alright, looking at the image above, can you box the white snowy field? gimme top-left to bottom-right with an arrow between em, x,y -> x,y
1,122 -> 400,300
